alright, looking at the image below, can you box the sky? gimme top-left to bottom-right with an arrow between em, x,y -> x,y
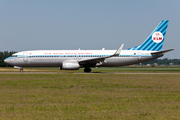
0,0 -> 179,59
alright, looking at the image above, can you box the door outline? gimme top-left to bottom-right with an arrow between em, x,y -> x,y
23,52 -> 28,62
137,52 -> 141,61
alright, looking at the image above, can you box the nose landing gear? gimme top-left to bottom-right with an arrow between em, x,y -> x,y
84,67 -> 91,73
14,66 -> 23,72
20,69 -> 23,72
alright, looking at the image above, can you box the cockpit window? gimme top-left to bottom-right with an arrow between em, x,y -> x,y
12,55 -> 17,57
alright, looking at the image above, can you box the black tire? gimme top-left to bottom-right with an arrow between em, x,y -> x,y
84,67 -> 91,73
20,69 -> 23,72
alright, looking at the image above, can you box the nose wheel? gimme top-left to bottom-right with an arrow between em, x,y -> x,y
20,69 -> 23,72
84,67 -> 91,73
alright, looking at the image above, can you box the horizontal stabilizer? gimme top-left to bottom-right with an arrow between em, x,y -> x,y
151,49 -> 174,55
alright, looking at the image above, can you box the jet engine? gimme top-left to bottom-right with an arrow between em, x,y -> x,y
62,60 -> 80,70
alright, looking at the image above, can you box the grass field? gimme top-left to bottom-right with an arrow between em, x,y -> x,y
0,73 -> 180,119
1,66 -> 180,73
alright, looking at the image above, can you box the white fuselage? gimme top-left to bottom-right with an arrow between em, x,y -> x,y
4,49 -> 162,68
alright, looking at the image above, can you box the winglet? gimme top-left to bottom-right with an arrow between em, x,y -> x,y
113,44 -> 124,56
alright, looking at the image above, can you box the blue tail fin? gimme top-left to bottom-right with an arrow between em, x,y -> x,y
127,20 -> 169,51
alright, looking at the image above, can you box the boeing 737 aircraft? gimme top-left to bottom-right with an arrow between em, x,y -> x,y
4,20 -> 174,72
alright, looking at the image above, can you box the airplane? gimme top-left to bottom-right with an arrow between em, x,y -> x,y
4,20 -> 174,72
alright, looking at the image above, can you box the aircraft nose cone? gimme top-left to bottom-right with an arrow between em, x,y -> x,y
4,59 -> 9,64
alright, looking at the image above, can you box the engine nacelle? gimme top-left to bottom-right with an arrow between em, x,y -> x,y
62,60 -> 80,70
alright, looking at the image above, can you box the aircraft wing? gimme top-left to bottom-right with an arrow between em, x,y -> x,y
78,44 -> 124,65
78,57 -> 106,65
151,49 -> 174,55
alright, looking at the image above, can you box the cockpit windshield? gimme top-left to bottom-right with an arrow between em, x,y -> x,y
12,55 -> 17,57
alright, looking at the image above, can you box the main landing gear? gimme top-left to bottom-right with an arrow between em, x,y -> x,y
84,67 -> 91,73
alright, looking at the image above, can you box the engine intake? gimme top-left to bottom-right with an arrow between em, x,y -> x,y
62,60 -> 80,70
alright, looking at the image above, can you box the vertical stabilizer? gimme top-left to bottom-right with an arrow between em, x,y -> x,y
127,20 -> 169,51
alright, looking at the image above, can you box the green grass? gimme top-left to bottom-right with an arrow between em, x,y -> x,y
90,67 -> 180,73
0,74 -> 180,119
1,66 -> 180,73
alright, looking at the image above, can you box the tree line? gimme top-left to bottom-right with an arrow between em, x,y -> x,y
0,51 -> 17,67
141,58 -> 180,65
0,51 -> 180,67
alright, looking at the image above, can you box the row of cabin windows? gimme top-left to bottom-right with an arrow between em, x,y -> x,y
28,55 -> 132,57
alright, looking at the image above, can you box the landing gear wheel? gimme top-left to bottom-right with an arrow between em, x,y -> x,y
20,69 -> 23,72
84,67 -> 91,73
